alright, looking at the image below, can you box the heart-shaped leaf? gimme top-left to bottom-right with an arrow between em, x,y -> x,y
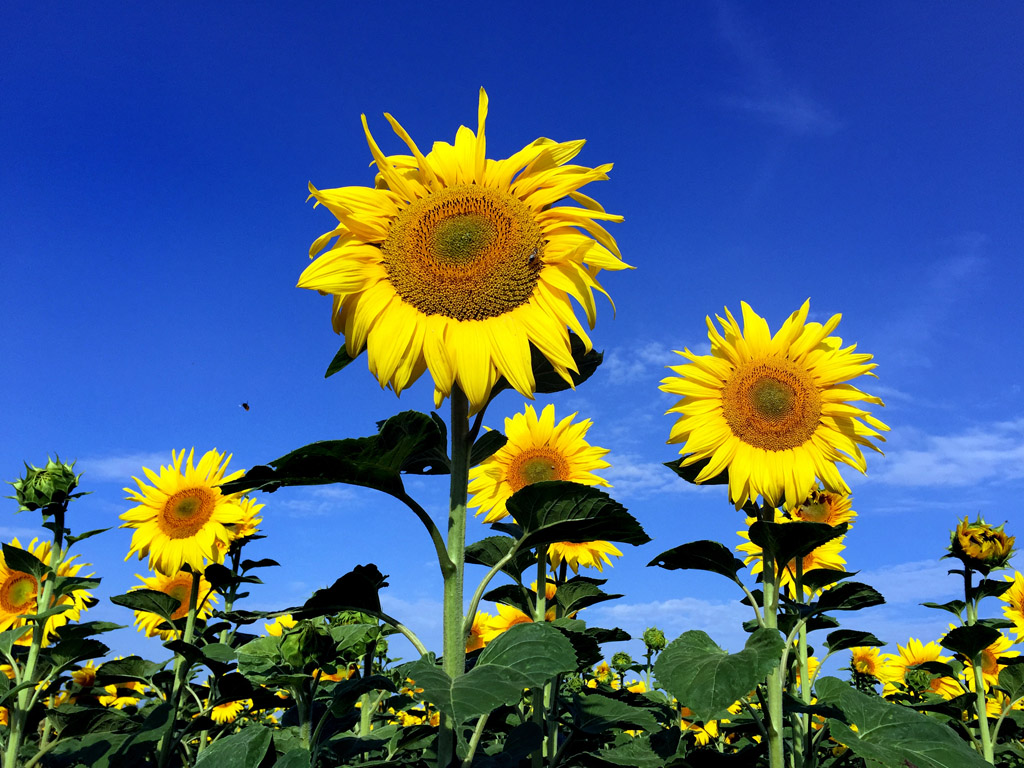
507,482 -> 649,550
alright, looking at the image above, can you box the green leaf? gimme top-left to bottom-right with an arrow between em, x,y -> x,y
471,430 -> 508,466
664,456 -> 729,486
748,521 -> 847,571
95,655 -> 165,684
825,630 -> 886,654
653,628 -> 785,722
550,618 -> 603,669
599,736 -> 673,768
202,642 -> 237,664
65,527 -> 111,545
109,589 -> 181,621
296,563 -> 387,618
52,575 -> 101,600
465,536 -> 531,580
996,664 -> 1024,702
974,578 -> 1014,601
329,623 -> 380,653
327,674 -> 398,714
647,540 -> 745,583
2,543 -> 46,579
46,637 -> 109,671
812,582 -> 885,614
800,569 -> 856,592
492,332 -> 603,397
555,577 -> 622,615
921,599 -> 967,618
404,622 -> 577,724
817,676 -> 991,768
194,724 -> 273,768
325,343 -> 362,378
0,627 -> 28,655
941,624 -> 1002,658
240,557 -> 280,571
47,705 -> 130,739
219,410 -> 449,498
274,748 -> 312,768
508,481 -> 650,550
570,691 -> 658,733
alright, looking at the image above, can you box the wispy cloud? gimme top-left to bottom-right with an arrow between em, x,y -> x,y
603,453 -> 714,499
603,342 -> 671,386
855,560 -> 961,605
77,452 -> 172,482
277,486 -> 359,517
715,2 -> 840,136
869,418 -> 1024,488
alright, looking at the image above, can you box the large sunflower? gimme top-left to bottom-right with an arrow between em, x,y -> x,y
881,639 -> 961,700
121,449 -> 246,575
130,571 -> 217,640
298,89 -> 629,412
661,300 -> 889,510
468,403 -> 611,522
0,538 -> 92,645
1000,571 -> 1024,639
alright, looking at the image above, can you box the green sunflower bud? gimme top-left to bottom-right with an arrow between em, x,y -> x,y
610,651 -> 634,674
9,457 -> 82,513
949,516 -> 1015,573
563,675 -> 584,694
642,626 -> 667,652
280,622 -> 334,670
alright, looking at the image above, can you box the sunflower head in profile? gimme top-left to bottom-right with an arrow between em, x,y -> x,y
548,540 -> 623,574
790,489 -> 857,527
0,538 -> 92,645
661,300 -> 889,510
468,403 -> 611,523
121,449 -> 247,575
130,571 -> 217,640
298,89 -> 629,413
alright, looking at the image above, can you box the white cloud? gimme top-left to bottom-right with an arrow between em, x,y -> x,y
603,342 -> 672,386
77,452 -> 171,482
277,485 -> 359,517
870,418 -> 1024,488
854,560 -> 960,605
603,453 -> 715,499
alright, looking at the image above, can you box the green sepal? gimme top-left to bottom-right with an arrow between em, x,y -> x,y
653,628 -> 785,722
507,481 -> 649,550
219,411 -> 449,498
817,676 -> 991,768
663,456 -> 729,486
940,624 -> 1003,659
647,540 -> 745,583
325,342 -> 362,378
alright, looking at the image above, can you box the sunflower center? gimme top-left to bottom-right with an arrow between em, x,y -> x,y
381,185 -> 544,321
159,487 -> 217,539
721,359 -> 823,451
166,579 -> 192,620
507,448 -> 569,493
0,573 -> 38,614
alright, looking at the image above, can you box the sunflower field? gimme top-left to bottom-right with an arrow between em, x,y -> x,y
2,89 -> 1022,768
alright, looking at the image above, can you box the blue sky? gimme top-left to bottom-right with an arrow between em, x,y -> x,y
3,2 -> 1023,668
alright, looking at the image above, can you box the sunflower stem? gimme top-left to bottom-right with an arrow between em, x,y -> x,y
793,557 -> 812,768
759,502 -> 786,768
439,386 -> 471,768
531,548 -> 551,766
964,569 -> 995,763
3,503 -> 65,768
157,571 -> 201,768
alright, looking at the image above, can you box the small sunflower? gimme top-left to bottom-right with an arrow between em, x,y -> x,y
469,403 -> 610,523
71,661 -> 99,687
849,647 -> 884,679
0,538 -> 92,645
736,511 -> 847,597
216,495 -> 264,556
960,627 -> 1018,688
298,89 -> 629,412
466,611 -> 494,653
100,680 -> 148,709
264,614 -> 297,636
130,571 -> 217,640
209,698 -> 250,724
478,603 -> 554,644
679,707 -> 719,746
881,639 -> 960,700
790,489 -> 857,527
1001,571 -> 1024,639
121,449 -> 247,575
548,540 -> 623,573
661,300 -> 889,510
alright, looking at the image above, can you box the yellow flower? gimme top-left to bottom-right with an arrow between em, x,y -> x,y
592,661 -> 613,684
849,647 -> 884,679
0,708 -> 7,727
469,404 -> 611,522
548,540 -> 623,573
626,680 -> 647,693
298,89 -> 629,413
1000,571 -> 1024,640
100,680 -> 148,709
264,614 -> 297,637
960,628 -> 1018,688
122,449 -> 247,575
207,698 -> 250,724
466,611 -> 494,653
0,538 -> 92,645
881,639 -> 960,700
130,571 -> 217,640
661,300 -> 889,510
737,510 -> 847,597
790,490 -> 857,527
679,706 -> 719,746
479,604 -> 554,644
216,495 -> 264,555
950,517 -> 1015,572
71,661 -> 99,687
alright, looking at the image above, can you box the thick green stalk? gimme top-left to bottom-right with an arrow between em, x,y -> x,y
964,571 -> 994,763
759,503 -> 785,768
532,550 -> 549,768
157,572 -> 201,768
439,387 -> 471,768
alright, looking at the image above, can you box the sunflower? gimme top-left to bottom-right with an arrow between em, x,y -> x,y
208,698 -> 250,724
100,680 -> 148,709
548,540 -> 623,573
0,538 -> 92,645
468,404 -> 611,523
790,489 -> 857,527
849,647 -> 884,679
478,603 -> 555,644
661,300 -> 889,510
736,510 -> 847,597
881,639 -> 960,700
466,611 -> 494,653
679,707 -> 719,746
121,449 -> 247,575
1000,571 -> 1024,639
71,661 -> 99,687
960,627 -> 1018,688
216,495 -> 264,556
264,614 -> 297,636
130,571 -> 217,640
298,89 -> 629,412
